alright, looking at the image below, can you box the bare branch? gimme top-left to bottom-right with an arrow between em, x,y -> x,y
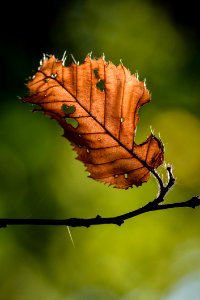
0,166 -> 198,229
153,165 -> 175,204
0,196 -> 199,229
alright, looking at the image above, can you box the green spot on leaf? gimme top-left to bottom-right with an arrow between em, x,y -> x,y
93,68 -> 100,79
65,118 -> 78,128
93,69 -> 105,91
62,104 -> 76,114
62,104 -> 78,128
96,79 -> 105,91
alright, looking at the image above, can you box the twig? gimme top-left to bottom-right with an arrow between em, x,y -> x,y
0,166 -> 199,229
0,196 -> 199,228
152,165 -> 176,204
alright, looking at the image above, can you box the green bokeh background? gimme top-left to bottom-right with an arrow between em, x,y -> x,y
0,0 -> 200,299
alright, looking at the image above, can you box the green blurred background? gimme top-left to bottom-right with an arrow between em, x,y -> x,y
0,0 -> 200,299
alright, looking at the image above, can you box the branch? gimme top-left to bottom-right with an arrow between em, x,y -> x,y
0,196 -> 199,228
0,166 -> 199,228
152,165 -> 176,204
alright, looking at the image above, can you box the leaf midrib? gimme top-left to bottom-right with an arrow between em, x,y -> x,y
38,69 -> 154,173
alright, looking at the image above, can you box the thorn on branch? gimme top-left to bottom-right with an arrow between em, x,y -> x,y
187,196 -> 200,209
96,215 -> 102,219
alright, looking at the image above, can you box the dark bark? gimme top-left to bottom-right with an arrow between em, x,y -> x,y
0,167 -> 199,229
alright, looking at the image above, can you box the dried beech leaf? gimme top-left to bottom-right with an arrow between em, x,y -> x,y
23,54 -> 164,189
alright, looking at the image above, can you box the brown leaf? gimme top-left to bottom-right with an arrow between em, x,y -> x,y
23,54 -> 164,189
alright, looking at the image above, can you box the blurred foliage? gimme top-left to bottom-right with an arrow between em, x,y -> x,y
0,0 -> 199,299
